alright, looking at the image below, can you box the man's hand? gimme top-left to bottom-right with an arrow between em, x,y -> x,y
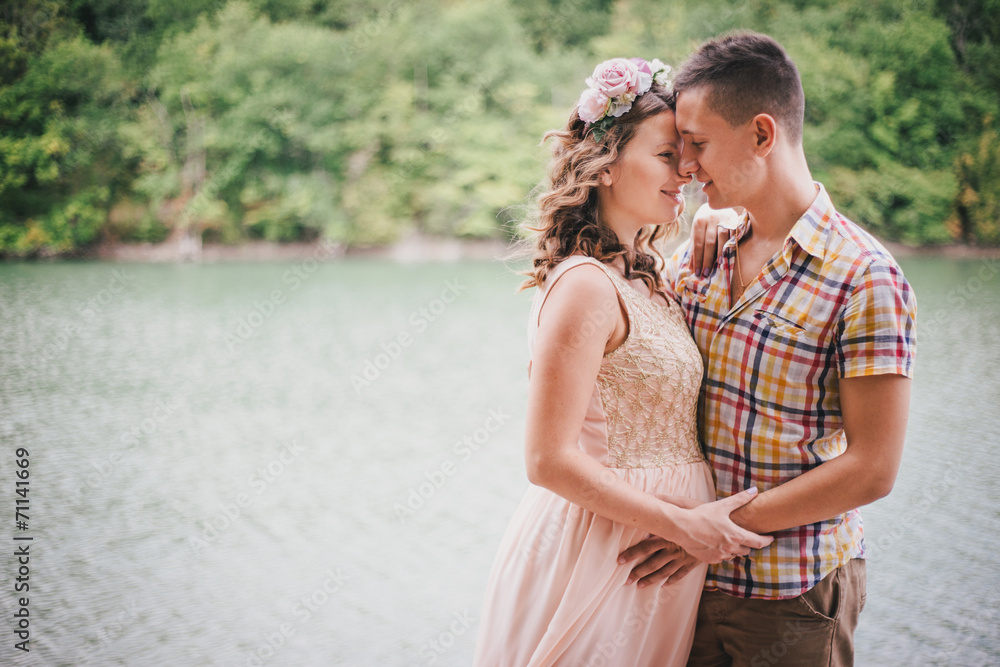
618,538 -> 702,588
691,203 -> 741,276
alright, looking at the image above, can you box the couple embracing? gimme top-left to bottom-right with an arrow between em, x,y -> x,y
473,31 -> 917,667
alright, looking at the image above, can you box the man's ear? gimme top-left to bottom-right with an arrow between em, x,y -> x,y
751,113 -> 777,156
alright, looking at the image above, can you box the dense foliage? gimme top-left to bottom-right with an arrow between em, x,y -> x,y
0,0 -> 997,256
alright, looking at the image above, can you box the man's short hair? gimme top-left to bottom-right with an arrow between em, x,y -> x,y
674,31 -> 805,142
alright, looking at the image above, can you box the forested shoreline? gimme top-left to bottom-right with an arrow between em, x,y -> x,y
1,0 -> 998,259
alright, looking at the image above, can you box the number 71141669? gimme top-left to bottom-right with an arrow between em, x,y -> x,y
14,448 -> 29,531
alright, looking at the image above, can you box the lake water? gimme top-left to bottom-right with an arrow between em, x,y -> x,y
0,255 -> 998,666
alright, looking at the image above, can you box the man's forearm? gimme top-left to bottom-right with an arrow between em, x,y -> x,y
729,447 -> 894,534
735,375 -> 910,534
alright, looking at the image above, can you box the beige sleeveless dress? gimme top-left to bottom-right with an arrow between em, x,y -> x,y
473,256 -> 716,666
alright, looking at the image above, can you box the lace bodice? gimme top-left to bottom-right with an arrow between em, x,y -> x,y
529,257 -> 705,469
593,262 -> 704,468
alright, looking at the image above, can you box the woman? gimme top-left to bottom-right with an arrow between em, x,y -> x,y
473,58 -> 772,666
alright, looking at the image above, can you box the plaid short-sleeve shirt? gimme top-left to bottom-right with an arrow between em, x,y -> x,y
666,183 -> 917,599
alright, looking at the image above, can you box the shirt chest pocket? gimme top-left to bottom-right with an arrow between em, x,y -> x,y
750,309 -> 832,385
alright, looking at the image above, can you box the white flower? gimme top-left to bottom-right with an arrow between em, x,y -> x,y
649,59 -> 672,88
607,99 -> 633,118
608,90 -> 637,117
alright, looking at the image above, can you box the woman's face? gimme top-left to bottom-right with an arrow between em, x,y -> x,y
599,110 -> 691,236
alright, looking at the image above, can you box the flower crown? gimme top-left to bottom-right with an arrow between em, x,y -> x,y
578,58 -> 673,142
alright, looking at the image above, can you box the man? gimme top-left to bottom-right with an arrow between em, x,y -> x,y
620,32 -> 917,665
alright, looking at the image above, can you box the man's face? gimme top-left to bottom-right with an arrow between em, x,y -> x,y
675,87 -> 759,209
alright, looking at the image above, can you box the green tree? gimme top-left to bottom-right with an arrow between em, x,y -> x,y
1,0 -> 998,255
0,1 -> 133,256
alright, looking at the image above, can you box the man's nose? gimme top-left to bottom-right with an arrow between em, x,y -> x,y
679,150 -> 698,178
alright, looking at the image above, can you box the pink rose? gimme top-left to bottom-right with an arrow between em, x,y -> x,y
586,58 -> 642,99
578,87 -> 610,124
630,58 -> 653,95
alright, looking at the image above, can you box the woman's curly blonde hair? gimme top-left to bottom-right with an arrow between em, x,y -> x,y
518,83 -> 680,298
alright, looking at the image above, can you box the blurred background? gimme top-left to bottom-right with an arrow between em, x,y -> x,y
1,1 -> 999,666
0,0 -> 998,256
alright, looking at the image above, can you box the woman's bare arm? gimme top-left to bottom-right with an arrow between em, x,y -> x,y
524,264 -> 772,563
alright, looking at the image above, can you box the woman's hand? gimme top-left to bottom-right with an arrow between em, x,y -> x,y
690,203 -> 742,276
666,488 -> 774,563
